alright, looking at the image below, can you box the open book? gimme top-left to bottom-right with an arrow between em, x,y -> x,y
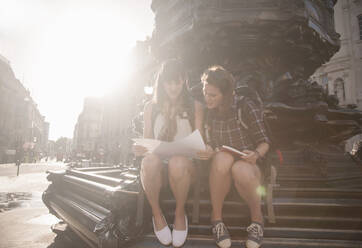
133,130 -> 206,159
220,145 -> 247,157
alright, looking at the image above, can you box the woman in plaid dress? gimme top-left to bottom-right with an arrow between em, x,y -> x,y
198,65 -> 270,248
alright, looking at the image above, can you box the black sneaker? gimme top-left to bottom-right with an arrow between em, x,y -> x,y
212,221 -> 231,248
246,222 -> 263,248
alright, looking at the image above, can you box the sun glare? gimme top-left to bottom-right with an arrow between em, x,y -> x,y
0,0 -> 154,140
34,6 -> 135,98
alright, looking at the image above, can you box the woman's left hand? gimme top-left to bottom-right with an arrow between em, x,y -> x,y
197,145 -> 214,160
241,150 -> 259,165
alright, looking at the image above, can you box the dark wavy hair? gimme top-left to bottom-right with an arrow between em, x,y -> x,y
201,65 -> 235,108
153,59 -> 188,105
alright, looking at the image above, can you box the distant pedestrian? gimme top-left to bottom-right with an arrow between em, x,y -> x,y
15,158 -> 21,176
15,149 -> 22,166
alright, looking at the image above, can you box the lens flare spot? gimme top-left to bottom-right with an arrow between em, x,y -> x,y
256,185 -> 266,197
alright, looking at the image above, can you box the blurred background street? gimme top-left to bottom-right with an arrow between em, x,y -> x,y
0,161 -> 70,248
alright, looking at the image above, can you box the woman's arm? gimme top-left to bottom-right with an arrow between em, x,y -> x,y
243,99 -> 271,146
143,101 -> 154,139
194,100 -> 215,160
241,99 -> 271,164
194,100 -> 204,134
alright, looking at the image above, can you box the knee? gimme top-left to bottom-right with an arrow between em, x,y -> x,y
168,156 -> 192,180
211,152 -> 233,175
141,154 -> 162,176
232,163 -> 257,185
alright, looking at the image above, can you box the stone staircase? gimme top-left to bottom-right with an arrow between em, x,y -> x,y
130,149 -> 362,248
43,149 -> 362,248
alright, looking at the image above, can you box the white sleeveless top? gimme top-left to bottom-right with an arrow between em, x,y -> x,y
153,113 -> 193,141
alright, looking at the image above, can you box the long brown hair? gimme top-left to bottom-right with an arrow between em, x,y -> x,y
152,59 -> 190,141
201,65 -> 235,108
153,59 -> 188,106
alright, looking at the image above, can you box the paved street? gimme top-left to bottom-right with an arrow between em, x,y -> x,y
0,162 -> 65,177
0,162 -> 70,248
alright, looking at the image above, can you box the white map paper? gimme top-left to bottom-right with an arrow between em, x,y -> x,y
133,130 -> 206,159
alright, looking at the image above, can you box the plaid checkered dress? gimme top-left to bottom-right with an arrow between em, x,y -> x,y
206,97 -> 270,151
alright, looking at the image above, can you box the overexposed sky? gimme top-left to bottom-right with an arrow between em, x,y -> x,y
0,0 -> 154,140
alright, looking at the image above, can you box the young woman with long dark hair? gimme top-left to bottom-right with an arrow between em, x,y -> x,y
133,59 -> 203,247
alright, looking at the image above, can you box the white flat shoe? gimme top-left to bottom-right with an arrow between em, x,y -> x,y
172,215 -> 188,248
152,216 -> 172,246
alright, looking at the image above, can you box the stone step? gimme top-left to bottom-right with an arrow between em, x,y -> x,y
162,197 -> 362,219
127,234 -> 362,248
188,225 -> 362,241
163,211 -> 362,230
273,187 -> 362,199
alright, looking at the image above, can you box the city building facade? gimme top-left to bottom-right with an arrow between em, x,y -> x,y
72,97 -> 103,160
54,137 -> 72,162
0,55 -> 49,163
312,0 -> 362,108
94,40 -> 156,165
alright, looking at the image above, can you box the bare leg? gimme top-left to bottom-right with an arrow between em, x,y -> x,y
209,152 -> 234,222
231,161 -> 263,224
141,154 -> 165,230
168,156 -> 194,230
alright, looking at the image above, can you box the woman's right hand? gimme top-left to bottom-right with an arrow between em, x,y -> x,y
132,145 -> 148,157
196,145 -> 214,160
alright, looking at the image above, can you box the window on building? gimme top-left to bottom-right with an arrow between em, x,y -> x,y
321,75 -> 329,93
334,78 -> 346,103
321,74 -> 328,85
358,14 -> 362,40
